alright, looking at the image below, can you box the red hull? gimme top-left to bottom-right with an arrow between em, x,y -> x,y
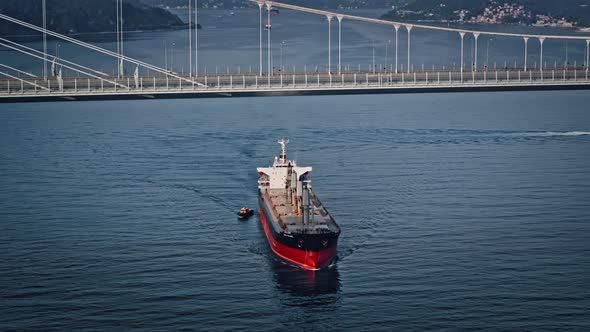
259,209 -> 336,270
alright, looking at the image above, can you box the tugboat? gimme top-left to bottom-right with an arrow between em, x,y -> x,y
238,207 -> 254,220
257,139 -> 341,270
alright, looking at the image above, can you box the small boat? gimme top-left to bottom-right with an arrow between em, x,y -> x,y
238,207 -> 254,219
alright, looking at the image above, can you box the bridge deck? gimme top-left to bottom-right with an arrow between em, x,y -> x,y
1,69 -> 589,103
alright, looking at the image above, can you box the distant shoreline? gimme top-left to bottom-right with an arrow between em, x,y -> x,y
383,19 -> 590,33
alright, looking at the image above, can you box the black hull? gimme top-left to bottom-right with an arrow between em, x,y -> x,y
258,194 -> 340,252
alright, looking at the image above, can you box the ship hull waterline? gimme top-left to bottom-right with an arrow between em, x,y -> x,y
259,208 -> 337,271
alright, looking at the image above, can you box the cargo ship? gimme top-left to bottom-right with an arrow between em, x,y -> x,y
257,139 -> 340,270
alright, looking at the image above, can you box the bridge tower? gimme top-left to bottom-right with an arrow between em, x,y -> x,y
327,15 -> 332,74
394,25 -> 400,74
42,0 -> 47,80
195,0 -> 199,76
539,37 -> 545,72
406,25 -> 413,73
189,0 -> 192,78
459,32 -> 465,80
337,16 -> 343,75
258,1 -> 264,76
523,37 -> 529,72
473,32 -> 480,72
266,2 -> 272,79
586,40 -> 589,75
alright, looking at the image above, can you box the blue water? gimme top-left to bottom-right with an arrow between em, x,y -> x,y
1,91 -> 589,330
2,5 -> 590,330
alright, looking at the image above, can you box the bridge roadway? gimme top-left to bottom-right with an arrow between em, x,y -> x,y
1,68 -> 589,103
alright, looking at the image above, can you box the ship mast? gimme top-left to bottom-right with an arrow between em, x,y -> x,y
278,138 -> 288,164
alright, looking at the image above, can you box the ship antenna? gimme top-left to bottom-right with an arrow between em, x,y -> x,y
278,138 -> 289,163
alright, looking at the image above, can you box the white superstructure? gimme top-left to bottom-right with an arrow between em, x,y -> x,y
257,139 -> 314,219
257,138 -> 312,190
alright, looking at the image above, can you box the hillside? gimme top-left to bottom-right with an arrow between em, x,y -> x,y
0,0 -> 190,36
382,0 -> 590,27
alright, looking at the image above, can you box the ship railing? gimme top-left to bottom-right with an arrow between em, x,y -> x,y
308,191 -> 338,228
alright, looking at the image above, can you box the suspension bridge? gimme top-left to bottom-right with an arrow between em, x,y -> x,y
1,0 -> 590,103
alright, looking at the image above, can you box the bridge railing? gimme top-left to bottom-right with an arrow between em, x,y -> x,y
1,68 -> 589,97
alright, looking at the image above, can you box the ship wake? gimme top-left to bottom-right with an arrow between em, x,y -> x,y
505,131 -> 590,137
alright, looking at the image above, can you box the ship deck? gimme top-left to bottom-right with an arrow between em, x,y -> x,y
262,189 -> 339,234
